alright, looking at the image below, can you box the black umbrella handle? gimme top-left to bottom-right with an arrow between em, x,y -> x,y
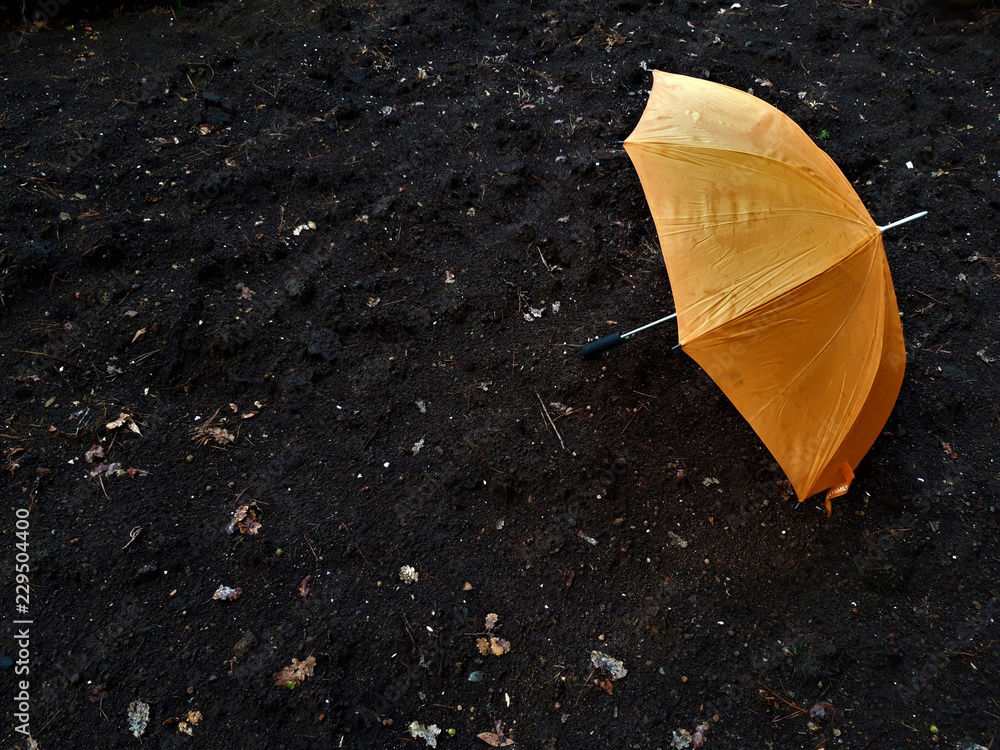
581,333 -> 624,358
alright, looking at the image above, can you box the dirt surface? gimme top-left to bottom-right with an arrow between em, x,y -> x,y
2,0 -> 1000,747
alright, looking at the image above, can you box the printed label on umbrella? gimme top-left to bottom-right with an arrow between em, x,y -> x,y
824,463 -> 856,515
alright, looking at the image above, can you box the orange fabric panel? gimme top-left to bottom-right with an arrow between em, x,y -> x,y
624,71 -> 905,501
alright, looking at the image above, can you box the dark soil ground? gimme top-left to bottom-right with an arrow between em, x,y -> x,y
2,0 -> 1000,748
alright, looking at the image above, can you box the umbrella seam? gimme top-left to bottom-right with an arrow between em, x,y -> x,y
679,234 -> 883,345
626,140 -> 874,232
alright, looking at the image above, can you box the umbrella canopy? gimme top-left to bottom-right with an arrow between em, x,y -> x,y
624,71 -> 906,507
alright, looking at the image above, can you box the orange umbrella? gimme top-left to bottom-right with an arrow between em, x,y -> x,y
622,71 -> 922,511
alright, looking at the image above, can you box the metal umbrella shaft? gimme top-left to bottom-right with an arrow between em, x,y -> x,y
580,211 -> 926,359
581,312 -> 677,357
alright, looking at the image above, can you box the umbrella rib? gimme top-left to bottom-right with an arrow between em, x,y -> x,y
674,224 -> 883,345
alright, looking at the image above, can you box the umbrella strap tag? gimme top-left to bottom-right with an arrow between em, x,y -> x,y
824,463 -> 855,515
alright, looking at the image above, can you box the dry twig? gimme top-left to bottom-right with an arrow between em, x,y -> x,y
536,392 -> 567,451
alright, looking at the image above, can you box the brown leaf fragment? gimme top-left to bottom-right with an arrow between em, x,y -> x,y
273,655 -> 316,688
598,678 -> 614,695
177,710 -> 202,735
477,636 -> 511,656
190,407 -> 235,448
125,467 -> 149,478
203,426 -> 235,445
299,575 -> 312,597
484,612 -> 499,631
692,722 -> 710,749
213,585 -> 242,601
942,441 -> 958,459
106,412 -> 141,435
226,504 -> 262,535
84,444 -> 105,463
477,733 -> 516,747
89,461 -> 121,478
131,327 -> 146,343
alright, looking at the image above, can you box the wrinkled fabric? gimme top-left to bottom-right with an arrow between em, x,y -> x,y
625,71 -> 905,501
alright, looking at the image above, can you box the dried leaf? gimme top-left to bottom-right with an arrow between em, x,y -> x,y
191,407 -> 235,447
202,426 -> 235,445
484,612 -> 499,631
477,732 -> 516,747
668,531 -> 688,549
106,412 -> 141,435
182,712 -> 200,733
125,467 -> 149,478
477,636 -> 511,656
409,721 -> 442,747
299,575 -> 312,597
131,327 -> 146,343
692,722 -> 710,749
127,700 -> 150,738
89,461 -> 121,478
598,678 -> 614,695
226,504 -> 261,535
590,650 -> 627,680
548,402 -> 573,416
273,655 -> 316,688
213,585 -> 242,601
942,441 -> 958,459
671,728 -> 693,749
84,444 -> 105,463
